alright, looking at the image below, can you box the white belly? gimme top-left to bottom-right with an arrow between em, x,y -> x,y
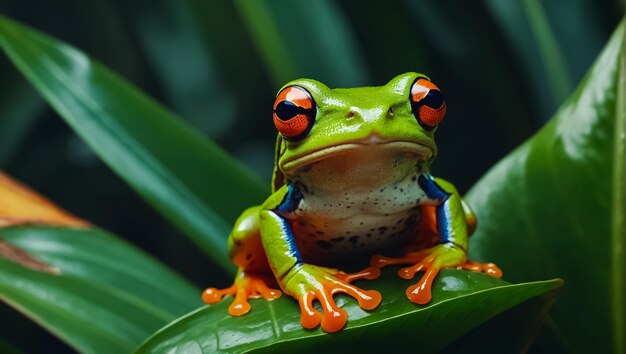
291,171 -> 427,264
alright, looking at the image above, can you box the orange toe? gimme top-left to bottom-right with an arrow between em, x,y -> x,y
484,263 -> 503,278
202,285 -> 235,304
317,289 -> 348,332
459,260 -> 503,278
337,266 -> 381,282
406,267 -> 440,304
299,292 -> 322,329
228,286 -> 252,316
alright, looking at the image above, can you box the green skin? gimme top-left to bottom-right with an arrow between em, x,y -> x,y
222,72 -> 476,331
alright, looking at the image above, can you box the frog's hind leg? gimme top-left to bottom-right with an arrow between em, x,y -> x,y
202,206 -> 282,316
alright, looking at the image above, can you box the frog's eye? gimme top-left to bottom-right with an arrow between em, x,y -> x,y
273,86 -> 316,141
409,77 -> 446,131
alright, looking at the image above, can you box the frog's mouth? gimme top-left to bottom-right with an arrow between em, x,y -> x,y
281,134 -> 435,173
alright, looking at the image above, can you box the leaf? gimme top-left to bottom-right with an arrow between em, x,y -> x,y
0,14 -> 268,272
120,0 -> 238,138
136,270 -> 562,353
233,0 -> 369,87
466,20 -> 625,353
0,226 -> 201,354
0,171 -> 88,227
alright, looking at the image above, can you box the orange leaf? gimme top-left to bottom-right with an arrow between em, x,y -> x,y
0,172 -> 88,227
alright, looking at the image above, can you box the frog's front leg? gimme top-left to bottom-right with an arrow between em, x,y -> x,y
354,175 -> 502,304
260,185 -> 381,332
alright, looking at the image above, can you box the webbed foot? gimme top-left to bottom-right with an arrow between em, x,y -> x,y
283,264 -> 381,332
202,269 -> 282,316
355,244 -> 502,304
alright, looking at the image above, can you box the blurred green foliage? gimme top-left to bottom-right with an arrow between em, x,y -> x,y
0,0 -> 622,352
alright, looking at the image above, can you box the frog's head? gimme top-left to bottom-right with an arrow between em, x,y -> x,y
273,72 -> 445,182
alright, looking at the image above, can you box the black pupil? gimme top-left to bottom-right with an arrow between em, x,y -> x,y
275,101 -> 310,121
421,90 -> 444,109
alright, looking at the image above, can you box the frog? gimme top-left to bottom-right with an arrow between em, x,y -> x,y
202,72 -> 502,333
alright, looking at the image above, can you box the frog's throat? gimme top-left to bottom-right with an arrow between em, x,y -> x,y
280,137 -> 434,173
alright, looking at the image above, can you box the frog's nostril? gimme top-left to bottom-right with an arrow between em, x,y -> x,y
387,107 -> 394,118
346,111 -> 356,120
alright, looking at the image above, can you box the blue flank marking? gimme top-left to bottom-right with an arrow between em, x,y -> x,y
274,183 -> 303,262
418,175 -> 453,243
277,214 -> 303,262
437,203 -> 453,243
418,175 -> 449,201
275,183 -> 303,214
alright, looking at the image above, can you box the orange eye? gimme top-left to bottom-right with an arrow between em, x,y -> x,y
410,77 -> 446,130
273,86 -> 316,141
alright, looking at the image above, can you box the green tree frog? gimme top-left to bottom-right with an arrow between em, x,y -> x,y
203,73 -> 502,332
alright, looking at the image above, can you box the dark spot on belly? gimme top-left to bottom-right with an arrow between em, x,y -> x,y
412,176 -> 417,181
389,233 -> 398,238
246,253 -> 252,260
308,232 -> 316,238
331,236 -> 345,242
378,227 -> 388,234
396,219 -> 404,225
315,230 -> 325,235
317,241 -> 333,249
348,236 -> 359,244
366,233 -> 372,237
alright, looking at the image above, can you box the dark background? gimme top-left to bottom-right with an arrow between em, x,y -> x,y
0,0 -> 622,352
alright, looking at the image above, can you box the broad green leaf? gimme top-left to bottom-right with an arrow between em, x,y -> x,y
467,20 -> 624,353
234,0 -> 369,87
137,270 -> 561,353
120,0 -> 237,138
0,14 -> 267,272
0,226 -> 200,354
